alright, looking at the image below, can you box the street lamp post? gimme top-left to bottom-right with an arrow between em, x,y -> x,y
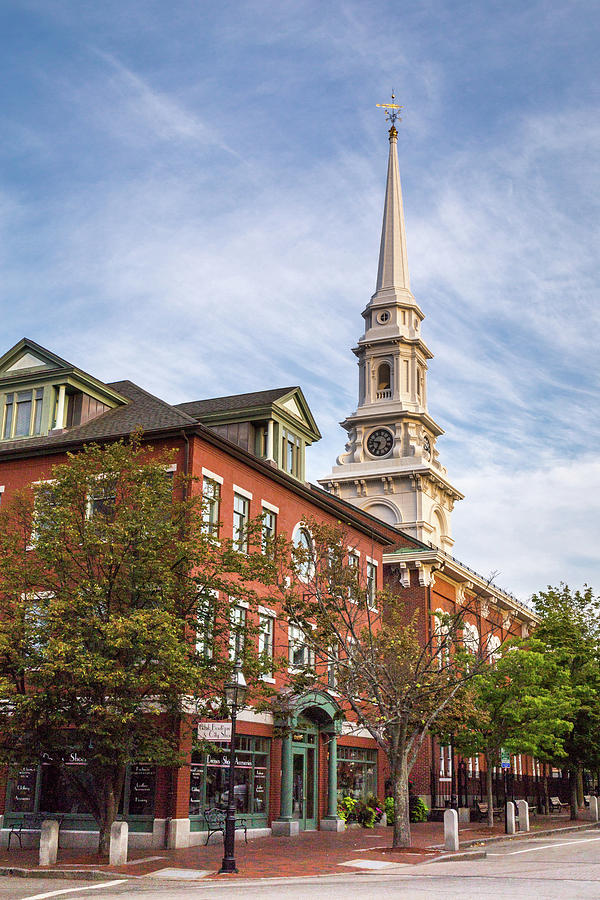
219,663 -> 247,875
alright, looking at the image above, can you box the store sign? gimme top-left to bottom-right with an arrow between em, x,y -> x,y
198,721 -> 232,742
500,748 -> 511,769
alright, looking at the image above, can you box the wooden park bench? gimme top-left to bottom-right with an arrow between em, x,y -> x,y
475,801 -> 503,822
7,813 -> 63,850
549,796 -> 569,814
203,807 -> 248,846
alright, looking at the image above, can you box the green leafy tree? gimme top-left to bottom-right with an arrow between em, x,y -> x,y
0,434 -> 275,854
531,584 -> 600,818
276,519 -> 499,849
451,640 -> 574,826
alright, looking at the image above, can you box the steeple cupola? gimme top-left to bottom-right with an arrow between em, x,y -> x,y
319,105 -> 462,550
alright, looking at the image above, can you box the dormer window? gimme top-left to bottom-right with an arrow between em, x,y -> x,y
2,388 -> 44,440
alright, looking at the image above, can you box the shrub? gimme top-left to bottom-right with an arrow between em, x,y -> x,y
337,795 -> 384,828
384,795 -> 429,824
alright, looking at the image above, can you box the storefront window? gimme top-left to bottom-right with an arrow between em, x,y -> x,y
190,735 -> 269,817
337,746 -> 377,800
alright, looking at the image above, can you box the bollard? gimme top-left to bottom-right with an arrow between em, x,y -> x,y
458,807 -> 470,824
589,796 -> 598,822
506,800 -> 516,835
516,800 -> 529,832
444,808 -> 459,852
109,820 -> 128,866
39,819 -> 59,867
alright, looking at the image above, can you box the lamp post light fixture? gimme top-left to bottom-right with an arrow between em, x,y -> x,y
219,662 -> 247,874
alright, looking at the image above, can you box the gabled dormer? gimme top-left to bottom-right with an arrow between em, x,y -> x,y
0,339 -> 127,443
176,386 -> 321,481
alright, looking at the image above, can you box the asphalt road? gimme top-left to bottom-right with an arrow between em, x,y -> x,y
2,830 -> 600,900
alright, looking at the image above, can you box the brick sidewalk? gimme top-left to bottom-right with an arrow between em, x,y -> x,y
0,812 -> 580,880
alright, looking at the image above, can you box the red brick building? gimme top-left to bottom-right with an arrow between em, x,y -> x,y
0,338 -> 398,849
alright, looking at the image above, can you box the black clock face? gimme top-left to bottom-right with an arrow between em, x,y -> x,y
367,428 -> 393,457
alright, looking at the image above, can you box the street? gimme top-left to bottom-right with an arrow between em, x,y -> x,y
1,831 -> 600,900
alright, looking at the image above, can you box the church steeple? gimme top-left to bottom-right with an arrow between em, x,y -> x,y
319,102 -> 463,550
374,126 -> 411,300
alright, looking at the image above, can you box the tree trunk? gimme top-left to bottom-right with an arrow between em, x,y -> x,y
485,754 -> 494,827
577,767 -> 584,808
542,772 -> 549,815
98,767 -> 126,856
392,753 -> 411,848
569,770 -> 578,821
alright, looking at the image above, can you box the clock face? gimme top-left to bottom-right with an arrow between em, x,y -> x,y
423,435 -> 431,455
367,428 -> 393,457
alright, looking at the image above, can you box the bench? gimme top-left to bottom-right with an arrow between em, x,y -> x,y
549,796 -> 569,814
203,807 -> 248,846
475,801 -> 503,822
7,814 -> 63,850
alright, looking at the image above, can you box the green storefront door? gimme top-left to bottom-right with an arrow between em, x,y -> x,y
291,746 -> 317,830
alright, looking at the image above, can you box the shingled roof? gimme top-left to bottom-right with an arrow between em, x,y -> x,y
175,387 -> 298,420
0,380 -> 196,456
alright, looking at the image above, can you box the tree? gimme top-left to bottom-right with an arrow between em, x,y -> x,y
276,519 -> 500,848
0,434 -> 275,854
531,584 -> 600,819
451,640 -> 574,826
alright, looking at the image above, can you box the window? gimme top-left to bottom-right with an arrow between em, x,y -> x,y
261,508 -> 277,550
2,389 -> 44,440
337,747 -> 377,802
288,624 -> 314,669
439,744 -> 452,777
201,477 -> 221,536
293,526 -> 313,582
87,477 -> 117,521
233,493 -> 249,552
366,559 -> 377,608
258,613 -> 274,676
229,605 -> 247,662
190,736 -> 270,818
281,429 -> 301,477
463,622 -> 479,654
327,643 -> 339,689
196,595 -> 215,660
487,634 -> 501,664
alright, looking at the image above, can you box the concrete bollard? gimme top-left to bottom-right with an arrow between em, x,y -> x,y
506,801 -> 516,835
516,800 -> 529,832
588,796 -> 598,822
39,819 -> 59,867
458,807 -> 471,824
444,808 -> 459,852
109,820 -> 128,866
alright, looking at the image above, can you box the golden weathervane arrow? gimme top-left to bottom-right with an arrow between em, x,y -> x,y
376,92 -> 403,130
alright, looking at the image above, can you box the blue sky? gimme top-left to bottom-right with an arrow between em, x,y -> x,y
0,0 -> 598,599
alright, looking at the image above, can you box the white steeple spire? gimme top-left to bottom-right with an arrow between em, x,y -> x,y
374,126 -> 411,299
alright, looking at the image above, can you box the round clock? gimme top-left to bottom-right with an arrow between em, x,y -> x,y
367,428 -> 393,457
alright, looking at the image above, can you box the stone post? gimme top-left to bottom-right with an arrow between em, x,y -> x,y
516,799 -> 529,832
109,821 -> 128,866
272,730 -> 299,836
506,800 -> 516,835
458,807 -> 470,824
444,808 -> 459,852
321,733 -> 345,832
39,819 -> 59,867
588,796 -> 598,822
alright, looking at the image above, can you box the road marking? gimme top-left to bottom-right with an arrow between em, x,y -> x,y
339,859 -> 408,869
500,835 -> 600,855
19,880 -> 128,900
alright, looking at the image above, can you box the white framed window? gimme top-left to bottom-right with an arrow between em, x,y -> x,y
2,388 -> 44,440
463,622 -> 480,654
233,493 -> 249,553
86,476 -> 117,521
487,634 -> 501,664
196,593 -> 216,660
261,507 -> 277,551
292,524 -> 314,582
366,557 -> 377,608
229,605 -> 247,662
288,623 -> 314,669
258,613 -> 275,677
201,476 -> 221,536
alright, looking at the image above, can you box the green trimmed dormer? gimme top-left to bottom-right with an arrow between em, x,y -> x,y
0,339 -> 127,443
176,386 -> 321,481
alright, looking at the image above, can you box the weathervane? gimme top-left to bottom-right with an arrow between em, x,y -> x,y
376,92 -> 403,136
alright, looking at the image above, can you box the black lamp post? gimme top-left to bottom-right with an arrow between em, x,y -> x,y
219,663 -> 247,874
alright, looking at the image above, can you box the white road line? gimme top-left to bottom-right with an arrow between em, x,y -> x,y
19,880 -> 128,900
502,835 -> 600,855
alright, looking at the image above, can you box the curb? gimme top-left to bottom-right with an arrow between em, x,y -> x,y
430,849 -> 487,863
459,820 -> 600,849
0,866 -> 126,881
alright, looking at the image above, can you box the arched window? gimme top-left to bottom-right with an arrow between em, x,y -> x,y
377,363 -> 391,391
463,622 -> 480,654
293,525 -> 314,582
487,634 -> 501,664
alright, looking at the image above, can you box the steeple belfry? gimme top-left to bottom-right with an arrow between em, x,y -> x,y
319,102 -> 463,550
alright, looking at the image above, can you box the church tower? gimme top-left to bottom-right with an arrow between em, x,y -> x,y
319,106 -> 462,550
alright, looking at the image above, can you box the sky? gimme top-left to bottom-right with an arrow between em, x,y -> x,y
0,0 -> 598,601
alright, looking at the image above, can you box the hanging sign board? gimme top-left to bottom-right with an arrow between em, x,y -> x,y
198,721 -> 232,742
500,748 -> 511,769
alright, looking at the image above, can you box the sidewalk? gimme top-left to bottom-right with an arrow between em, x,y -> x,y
0,812 -> 593,881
